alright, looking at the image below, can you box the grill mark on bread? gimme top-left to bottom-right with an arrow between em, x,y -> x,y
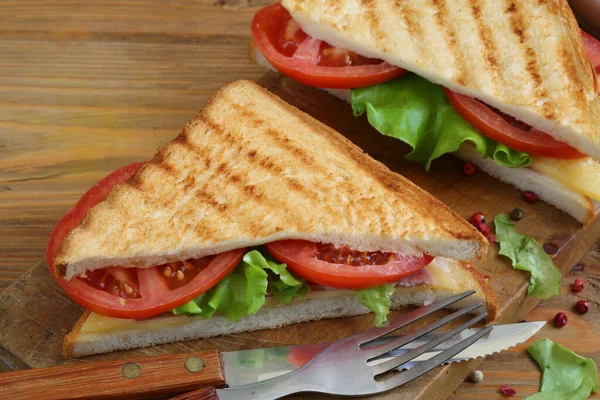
203,111 -> 323,206
394,0 -> 423,63
558,39 -> 588,112
361,0 -> 388,51
506,0 -> 553,119
148,145 -> 225,240
468,0 -> 502,91
431,0 -> 467,86
195,118 -> 317,232
208,104 -> 335,214
154,125 -> 270,239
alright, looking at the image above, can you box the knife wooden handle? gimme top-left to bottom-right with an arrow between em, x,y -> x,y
0,350 -> 225,400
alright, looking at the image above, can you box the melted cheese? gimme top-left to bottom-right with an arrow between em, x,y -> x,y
80,258 -> 471,334
530,156 -> 600,201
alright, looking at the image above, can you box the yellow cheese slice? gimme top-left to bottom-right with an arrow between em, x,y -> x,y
80,258 -> 468,335
530,156 -> 600,201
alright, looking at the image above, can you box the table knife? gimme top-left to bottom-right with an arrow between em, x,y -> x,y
0,321 -> 544,400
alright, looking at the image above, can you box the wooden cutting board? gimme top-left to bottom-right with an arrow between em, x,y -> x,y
1,1 -> 600,398
2,72 -> 600,399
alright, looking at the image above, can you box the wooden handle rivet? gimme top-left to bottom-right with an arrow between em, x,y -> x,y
121,362 -> 142,379
184,356 -> 205,373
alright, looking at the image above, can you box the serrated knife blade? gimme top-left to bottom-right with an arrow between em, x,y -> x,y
222,321 -> 545,387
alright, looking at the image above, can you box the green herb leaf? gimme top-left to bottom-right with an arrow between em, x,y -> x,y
494,213 -> 561,299
355,285 -> 395,326
524,339 -> 598,400
351,74 -> 530,170
173,249 -> 310,320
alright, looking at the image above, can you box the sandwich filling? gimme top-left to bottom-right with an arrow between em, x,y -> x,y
75,256 -> 474,336
251,3 -> 600,216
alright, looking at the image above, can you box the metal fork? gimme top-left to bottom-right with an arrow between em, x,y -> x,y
204,290 -> 492,399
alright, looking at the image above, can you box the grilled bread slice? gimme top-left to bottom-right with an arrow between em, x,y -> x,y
281,0 -> 600,160
64,257 -> 498,357
54,80 -> 487,280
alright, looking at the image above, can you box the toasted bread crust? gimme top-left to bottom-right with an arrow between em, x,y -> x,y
63,310 -> 91,358
281,0 -> 600,159
63,257 -> 497,358
456,261 -> 498,321
55,80 -> 486,278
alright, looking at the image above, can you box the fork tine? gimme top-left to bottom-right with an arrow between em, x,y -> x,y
364,302 -> 483,361
357,290 -> 476,345
370,309 -> 487,376
375,325 -> 494,393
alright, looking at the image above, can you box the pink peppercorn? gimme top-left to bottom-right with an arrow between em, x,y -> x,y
554,312 -> 568,327
469,212 -> 486,226
573,279 -> 585,292
576,300 -> 589,314
478,223 -> 490,236
500,385 -> 517,396
523,191 -> 538,203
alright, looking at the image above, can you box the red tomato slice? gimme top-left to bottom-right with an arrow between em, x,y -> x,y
582,29 -> 600,73
251,3 -> 405,89
46,162 -> 245,319
265,240 -> 433,290
444,89 -> 585,159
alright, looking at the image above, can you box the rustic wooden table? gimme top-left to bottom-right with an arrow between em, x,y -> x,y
1,1 -> 598,399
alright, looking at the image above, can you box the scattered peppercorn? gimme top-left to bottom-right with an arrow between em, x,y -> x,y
500,385 -> 517,396
469,212 -> 486,226
478,223 -> 490,236
485,233 -> 496,243
554,312 -> 568,327
543,242 -> 559,255
523,191 -> 538,203
470,370 -> 484,383
573,279 -> 585,293
509,208 -> 524,221
463,161 -> 477,176
576,300 -> 589,314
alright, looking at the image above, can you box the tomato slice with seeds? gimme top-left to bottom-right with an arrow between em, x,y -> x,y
265,240 -> 433,290
444,89 -> 586,159
47,162 -> 245,319
251,3 -> 405,89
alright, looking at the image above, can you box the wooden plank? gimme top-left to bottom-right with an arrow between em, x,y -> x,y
2,74 -> 600,400
0,0 -> 271,41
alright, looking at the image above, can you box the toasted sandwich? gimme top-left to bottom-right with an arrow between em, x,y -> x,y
249,1 -> 600,225
48,80 -> 497,358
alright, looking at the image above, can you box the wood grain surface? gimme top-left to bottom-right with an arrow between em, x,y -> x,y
1,1 -> 599,399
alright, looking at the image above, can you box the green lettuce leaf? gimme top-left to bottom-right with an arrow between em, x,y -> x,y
494,214 -> 561,299
173,249 -> 310,320
524,339 -> 599,400
356,285 -> 395,326
351,74 -> 531,170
